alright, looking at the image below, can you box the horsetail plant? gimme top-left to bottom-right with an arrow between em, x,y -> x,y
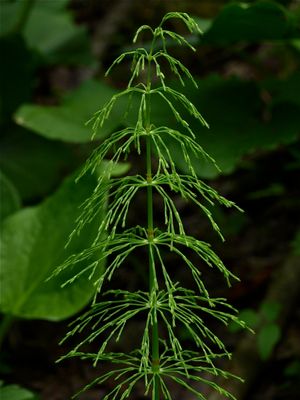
53,12 -> 248,400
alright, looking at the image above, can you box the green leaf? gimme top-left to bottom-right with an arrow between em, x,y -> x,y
284,360 -> 300,377
264,73 -> 300,108
0,170 -> 106,320
192,16 -> 212,34
0,0 -> 70,37
258,323 -> 281,360
229,308 -> 258,332
159,75 -> 300,178
0,171 -> 21,223
0,383 -> 37,400
291,39 -> 300,51
203,1 -> 300,44
15,80 -> 123,143
0,128 -> 77,201
0,2 -> 20,37
260,301 -> 281,322
32,0 -> 70,12
24,4 -> 92,64
0,0 -> 92,65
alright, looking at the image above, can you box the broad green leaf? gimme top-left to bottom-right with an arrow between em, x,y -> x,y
203,1 -> 300,44
291,39 -> 300,51
157,75 -> 300,178
24,5 -> 91,64
0,0 -> 91,65
0,0 -> 70,37
258,323 -> 281,360
0,383 -> 37,400
15,74 -> 300,176
264,73 -> 300,108
0,128 -> 77,201
284,360 -> 300,377
109,162 -> 131,176
0,170 -> 106,320
15,80 -> 123,143
32,0 -> 70,12
192,17 -> 213,34
0,2 -> 21,37
229,308 -> 258,332
0,171 -> 21,223
260,301 -> 281,322
240,309 -> 259,329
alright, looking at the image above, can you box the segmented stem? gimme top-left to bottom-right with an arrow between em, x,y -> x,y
145,35 -> 160,400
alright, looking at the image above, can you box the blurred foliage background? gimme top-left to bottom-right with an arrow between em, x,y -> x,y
0,0 -> 299,399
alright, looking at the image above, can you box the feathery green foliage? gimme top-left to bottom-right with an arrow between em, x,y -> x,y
53,12 -> 247,399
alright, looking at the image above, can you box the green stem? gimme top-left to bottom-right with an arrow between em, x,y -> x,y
146,135 -> 160,400
0,314 -> 15,350
13,0 -> 36,34
145,37 -> 160,400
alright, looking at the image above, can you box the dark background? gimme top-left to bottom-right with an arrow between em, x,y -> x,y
0,0 -> 300,399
